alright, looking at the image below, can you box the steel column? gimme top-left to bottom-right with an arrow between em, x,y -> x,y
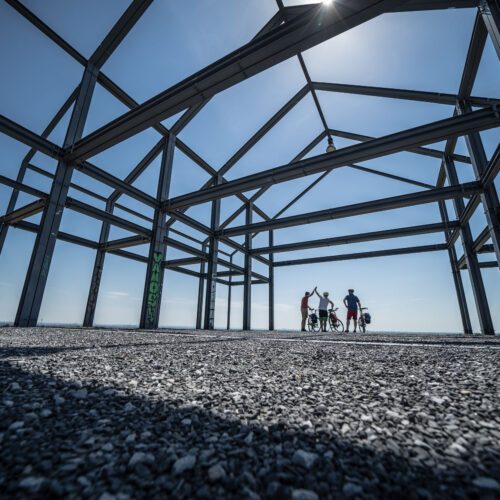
196,243 -> 207,329
268,230 -> 275,331
227,255 -> 233,330
438,201 -> 472,334
444,157 -> 494,335
15,64 -> 98,326
83,201 -> 113,327
480,0 -> 500,58
457,101 -> 500,266
243,204 -> 253,331
140,135 -> 176,329
203,184 -> 221,330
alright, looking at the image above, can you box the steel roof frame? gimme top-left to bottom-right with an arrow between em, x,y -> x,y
0,0 -> 498,333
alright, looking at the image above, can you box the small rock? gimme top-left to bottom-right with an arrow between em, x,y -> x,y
102,443 -> 114,452
292,489 -> 319,500
54,395 -> 65,405
124,402 -> 136,412
19,476 -> 45,490
181,418 -> 192,426
128,452 -> 154,468
125,433 -> 136,444
208,464 -> 226,482
9,421 -> 24,431
386,410 -> 400,419
173,455 -> 196,475
40,409 -> 52,418
72,389 -> 88,400
10,382 -> 21,391
292,450 -> 318,470
343,483 -> 363,497
472,477 -> 500,491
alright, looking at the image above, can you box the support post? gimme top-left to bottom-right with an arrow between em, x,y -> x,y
444,157 -> 495,335
83,201 -> 113,326
227,255 -> 233,330
243,203 -> 252,331
458,101 -> 500,266
139,134 -> 176,329
203,185 -> 221,330
196,243 -> 206,329
15,64 -> 98,326
480,0 -> 500,58
268,230 -> 275,331
438,200 -> 472,334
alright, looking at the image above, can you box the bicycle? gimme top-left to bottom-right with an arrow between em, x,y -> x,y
358,307 -> 370,333
328,308 -> 344,333
307,309 -> 320,332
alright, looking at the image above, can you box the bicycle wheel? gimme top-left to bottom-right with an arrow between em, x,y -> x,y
360,323 -> 366,333
334,319 -> 344,332
309,319 -> 320,332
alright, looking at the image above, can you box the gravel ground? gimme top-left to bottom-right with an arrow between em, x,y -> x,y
0,327 -> 499,499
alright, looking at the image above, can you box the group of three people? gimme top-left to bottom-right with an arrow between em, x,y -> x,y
301,287 -> 362,333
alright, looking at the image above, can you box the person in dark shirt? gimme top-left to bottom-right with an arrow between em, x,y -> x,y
300,287 -> 316,331
343,289 -> 361,333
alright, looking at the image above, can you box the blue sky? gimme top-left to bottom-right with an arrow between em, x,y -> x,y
0,1 -> 499,332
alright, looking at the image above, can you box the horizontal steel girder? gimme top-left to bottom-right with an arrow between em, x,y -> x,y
66,0 -> 406,161
327,128 -> 471,164
0,114 -> 63,159
273,243 -> 448,267
164,106 -> 500,210
314,81 -> 497,108
251,221 -> 458,255
0,199 -> 46,225
101,235 -> 150,252
219,182 -> 482,237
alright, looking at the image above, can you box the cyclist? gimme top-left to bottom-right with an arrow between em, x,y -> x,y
300,287 -> 316,332
314,288 -> 334,332
343,288 -> 361,333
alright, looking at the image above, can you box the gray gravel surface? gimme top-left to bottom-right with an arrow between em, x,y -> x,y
0,327 -> 499,499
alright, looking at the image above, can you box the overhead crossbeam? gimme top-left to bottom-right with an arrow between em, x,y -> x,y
274,244 -> 448,267
165,107 -> 498,210
220,182 -> 482,237
251,222 -> 457,255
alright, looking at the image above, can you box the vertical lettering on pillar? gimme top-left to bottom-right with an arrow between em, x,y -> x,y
146,252 -> 163,326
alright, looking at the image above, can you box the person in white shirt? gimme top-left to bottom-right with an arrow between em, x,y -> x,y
314,289 -> 334,332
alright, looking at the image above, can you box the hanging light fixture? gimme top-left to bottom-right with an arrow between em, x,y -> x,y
326,136 -> 336,153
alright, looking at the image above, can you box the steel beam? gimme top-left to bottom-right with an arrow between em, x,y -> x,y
251,222 -> 458,255
269,231 -> 275,331
0,199 -> 46,225
457,101 -> 500,266
15,64 -> 98,326
0,87 -> 78,255
0,115 -> 63,159
227,255 -> 233,330
67,0 -> 404,161
164,107 -> 500,210
444,158 -> 494,335
76,161 -> 157,208
203,181 -> 221,330
220,182 -> 481,237
328,127 -> 471,164
480,0 -> 500,58
84,201 -> 113,327
243,204 -> 253,330
12,220 -> 98,250
101,235 -> 150,252
274,244 -> 448,267
140,135 -> 176,329
439,200 -> 472,334
314,81 -> 497,108
196,243 -> 207,329
66,197 -> 151,237
0,175 -> 47,200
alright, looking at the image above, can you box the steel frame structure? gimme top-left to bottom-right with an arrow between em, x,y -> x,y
0,0 -> 499,333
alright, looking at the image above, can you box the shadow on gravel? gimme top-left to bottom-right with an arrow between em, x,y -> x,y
0,338 -> 251,360
1,362 -> 499,499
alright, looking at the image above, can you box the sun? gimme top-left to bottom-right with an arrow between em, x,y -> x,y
323,0 -> 333,5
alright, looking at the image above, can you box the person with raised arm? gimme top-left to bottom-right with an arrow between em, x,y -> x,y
300,287 -> 316,332
314,288 -> 334,332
